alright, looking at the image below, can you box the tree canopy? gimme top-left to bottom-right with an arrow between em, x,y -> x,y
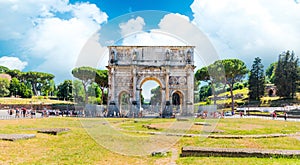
0,78 -> 10,97
72,66 -> 97,104
57,80 -> 73,101
265,62 -> 277,83
0,66 -> 9,73
274,51 -> 299,98
150,86 -> 161,106
95,69 -> 108,104
248,57 -> 265,101
195,61 -> 225,104
25,71 -> 55,96
195,59 -> 247,109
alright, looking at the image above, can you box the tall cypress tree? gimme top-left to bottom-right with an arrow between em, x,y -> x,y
274,51 -> 299,98
248,57 -> 265,100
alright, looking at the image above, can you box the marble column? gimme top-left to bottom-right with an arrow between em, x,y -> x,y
165,69 -> 170,102
132,68 -> 137,102
186,66 -> 194,115
111,67 -> 115,103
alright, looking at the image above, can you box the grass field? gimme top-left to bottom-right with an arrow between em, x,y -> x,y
0,117 -> 300,165
0,97 -> 73,105
196,87 -> 300,107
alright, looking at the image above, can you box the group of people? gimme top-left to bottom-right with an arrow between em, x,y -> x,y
8,107 -> 36,118
271,111 -> 288,121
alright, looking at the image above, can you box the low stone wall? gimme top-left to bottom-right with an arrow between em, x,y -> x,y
142,124 -> 159,130
181,146 -> 300,158
124,129 -> 299,139
207,133 -> 298,139
0,134 -> 36,141
37,128 -> 70,135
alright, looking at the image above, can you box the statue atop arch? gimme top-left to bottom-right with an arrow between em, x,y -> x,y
106,46 -> 195,117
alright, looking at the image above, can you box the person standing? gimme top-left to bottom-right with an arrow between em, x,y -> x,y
15,108 -> 20,118
22,108 -> 26,118
284,111 -> 287,121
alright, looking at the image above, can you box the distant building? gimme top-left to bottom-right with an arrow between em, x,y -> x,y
265,84 -> 277,97
0,73 -> 11,82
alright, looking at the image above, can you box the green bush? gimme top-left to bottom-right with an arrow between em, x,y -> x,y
206,99 -> 212,105
88,96 -> 101,104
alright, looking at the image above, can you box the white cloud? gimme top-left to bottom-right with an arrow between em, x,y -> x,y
121,30 -> 188,46
119,13 -> 219,67
0,0 -> 108,82
0,56 -> 28,70
0,0 -> 70,40
190,0 -> 300,66
119,15 -> 189,46
119,16 -> 145,37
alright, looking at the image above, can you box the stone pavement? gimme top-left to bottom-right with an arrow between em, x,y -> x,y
121,129 -> 300,139
181,146 -> 300,158
37,128 -> 70,135
0,134 -> 36,141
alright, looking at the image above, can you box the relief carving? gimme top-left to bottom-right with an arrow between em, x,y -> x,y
169,76 -> 186,85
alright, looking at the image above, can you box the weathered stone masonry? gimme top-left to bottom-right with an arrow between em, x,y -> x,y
106,46 -> 195,116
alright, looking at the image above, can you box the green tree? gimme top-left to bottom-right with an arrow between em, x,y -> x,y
9,77 -> 20,97
248,57 -> 265,100
73,80 -> 85,103
95,70 -> 108,105
195,67 -> 210,82
199,85 -> 212,101
274,51 -> 299,98
195,61 -> 225,104
223,59 -> 248,111
195,67 -> 211,102
19,82 -> 33,98
25,71 -> 54,96
0,78 -> 10,97
6,69 -> 22,80
265,62 -> 277,83
72,66 -> 97,104
87,83 -> 101,104
41,79 -> 55,96
150,86 -> 161,105
57,80 -> 73,101
0,66 -> 9,73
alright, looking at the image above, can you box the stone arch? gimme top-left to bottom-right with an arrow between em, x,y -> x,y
138,76 -> 165,113
171,90 -> 185,114
171,90 -> 185,104
138,76 -> 165,89
268,89 -> 274,97
107,46 -> 195,117
118,90 -> 131,116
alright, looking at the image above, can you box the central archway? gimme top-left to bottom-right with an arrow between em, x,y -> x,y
172,91 -> 184,114
139,78 -> 163,117
119,91 -> 130,117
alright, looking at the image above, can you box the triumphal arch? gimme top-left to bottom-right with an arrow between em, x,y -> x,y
106,46 -> 195,117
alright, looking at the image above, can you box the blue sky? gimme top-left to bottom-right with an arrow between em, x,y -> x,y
73,0 -> 195,20
1,0 -> 300,98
